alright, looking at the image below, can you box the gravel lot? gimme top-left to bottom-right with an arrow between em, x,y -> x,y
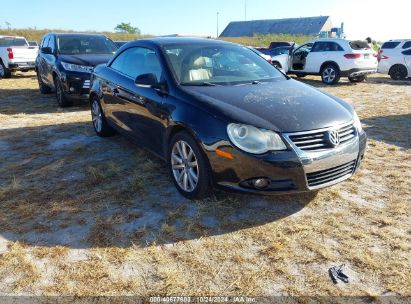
0,72 -> 410,297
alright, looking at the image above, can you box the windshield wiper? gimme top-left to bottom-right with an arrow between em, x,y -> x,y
180,82 -> 218,86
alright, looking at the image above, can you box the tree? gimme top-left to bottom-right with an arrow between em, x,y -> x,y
114,22 -> 140,34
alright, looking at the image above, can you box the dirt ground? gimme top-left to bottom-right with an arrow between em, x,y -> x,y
0,72 -> 410,297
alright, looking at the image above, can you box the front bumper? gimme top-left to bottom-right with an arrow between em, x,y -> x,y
60,71 -> 91,100
8,61 -> 36,71
206,127 -> 367,195
341,68 -> 377,78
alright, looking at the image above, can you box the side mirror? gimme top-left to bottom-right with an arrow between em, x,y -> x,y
41,47 -> 53,54
135,73 -> 167,93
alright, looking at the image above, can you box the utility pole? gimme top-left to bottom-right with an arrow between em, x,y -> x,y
216,12 -> 219,38
244,0 -> 247,21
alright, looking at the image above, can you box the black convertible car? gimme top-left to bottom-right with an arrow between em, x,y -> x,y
89,38 -> 367,199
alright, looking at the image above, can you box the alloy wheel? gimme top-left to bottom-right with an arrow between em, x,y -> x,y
56,80 -> 63,105
0,64 -> 4,77
323,68 -> 336,83
91,100 -> 103,132
171,140 -> 199,192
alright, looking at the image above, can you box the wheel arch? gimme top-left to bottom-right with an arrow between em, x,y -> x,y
320,61 -> 340,73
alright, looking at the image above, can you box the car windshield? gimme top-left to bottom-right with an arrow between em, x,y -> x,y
0,37 -> 27,47
57,36 -> 117,55
164,44 -> 285,86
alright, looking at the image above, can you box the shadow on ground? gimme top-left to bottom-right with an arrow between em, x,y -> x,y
295,75 -> 411,88
0,88 -> 88,115
0,121 -> 316,250
362,114 -> 411,150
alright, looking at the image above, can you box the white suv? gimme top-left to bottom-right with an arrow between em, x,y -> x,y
273,39 -> 378,84
378,39 -> 411,80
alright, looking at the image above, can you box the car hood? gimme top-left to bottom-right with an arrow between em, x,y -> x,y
58,54 -> 113,67
181,79 -> 354,132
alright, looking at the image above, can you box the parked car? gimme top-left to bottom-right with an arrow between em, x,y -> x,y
247,47 -> 273,64
0,35 -> 38,78
378,47 -> 411,80
274,39 -> 378,84
89,38 -> 366,199
35,33 -> 117,107
379,39 -> 411,59
255,46 -> 294,69
269,41 -> 293,49
114,41 -> 128,48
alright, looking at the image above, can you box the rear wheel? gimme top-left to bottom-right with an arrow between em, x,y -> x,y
37,72 -> 51,93
0,61 -> 11,78
348,75 -> 366,83
321,64 -> 340,85
389,64 -> 407,80
54,76 -> 72,107
168,131 -> 212,200
90,96 -> 115,137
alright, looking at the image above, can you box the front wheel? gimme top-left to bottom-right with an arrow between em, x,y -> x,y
348,75 -> 366,83
321,64 -> 341,85
168,131 -> 212,200
54,76 -> 72,107
90,97 -> 115,137
389,65 -> 407,80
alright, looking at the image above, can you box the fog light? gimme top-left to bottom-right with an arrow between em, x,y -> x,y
69,87 -> 75,92
254,178 -> 270,189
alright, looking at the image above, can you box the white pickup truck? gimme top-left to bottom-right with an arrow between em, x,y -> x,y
0,35 -> 38,78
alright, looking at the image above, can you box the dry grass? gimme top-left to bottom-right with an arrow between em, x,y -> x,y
0,71 -> 410,297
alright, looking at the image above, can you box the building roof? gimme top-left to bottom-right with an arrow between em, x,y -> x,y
220,16 -> 331,37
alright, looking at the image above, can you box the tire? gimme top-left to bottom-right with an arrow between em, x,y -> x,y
90,96 -> 115,137
321,64 -> 341,85
54,76 -> 72,107
389,64 -> 407,80
37,72 -> 51,94
348,75 -> 366,83
0,61 -> 11,78
168,131 -> 212,200
272,61 -> 282,69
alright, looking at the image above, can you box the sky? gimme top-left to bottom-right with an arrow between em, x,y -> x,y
0,0 -> 408,41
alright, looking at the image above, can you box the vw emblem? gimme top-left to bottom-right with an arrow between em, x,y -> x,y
327,130 -> 340,147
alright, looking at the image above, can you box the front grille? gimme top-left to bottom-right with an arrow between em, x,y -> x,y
288,123 -> 356,151
306,160 -> 356,188
83,80 -> 91,89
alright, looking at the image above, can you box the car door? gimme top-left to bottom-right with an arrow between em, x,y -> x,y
304,42 -> 328,73
37,35 -> 50,84
403,49 -> 411,76
289,43 -> 313,72
107,46 -> 168,153
44,35 -> 57,85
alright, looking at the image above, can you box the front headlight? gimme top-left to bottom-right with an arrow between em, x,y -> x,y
227,123 -> 287,154
61,62 -> 93,73
353,111 -> 363,132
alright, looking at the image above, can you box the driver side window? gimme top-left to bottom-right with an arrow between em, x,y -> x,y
110,47 -> 163,81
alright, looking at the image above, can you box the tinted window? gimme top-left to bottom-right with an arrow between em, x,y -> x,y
312,42 -> 344,52
381,41 -> 401,49
349,41 -> 370,50
57,35 -> 117,55
111,47 -> 162,81
164,44 -> 284,85
402,41 -> 411,49
270,47 -> 290,56
40,36 -> 49,49
0,37 -> 27,47
48,35 -> 56,52
402,49 -> 411,55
